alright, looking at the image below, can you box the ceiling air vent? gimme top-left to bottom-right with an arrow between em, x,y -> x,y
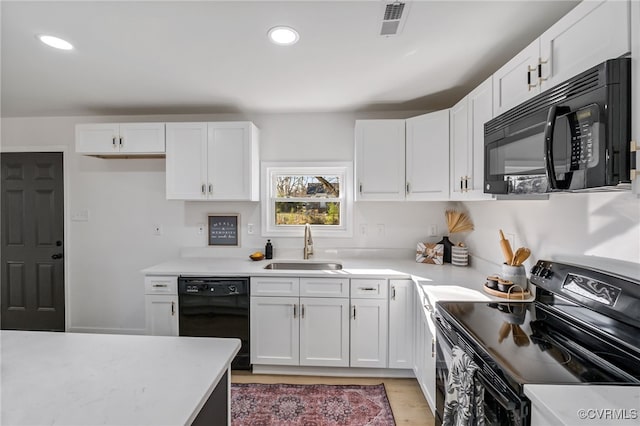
380,1 -> 408,36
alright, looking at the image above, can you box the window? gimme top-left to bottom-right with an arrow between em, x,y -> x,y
262,162 -> 353,237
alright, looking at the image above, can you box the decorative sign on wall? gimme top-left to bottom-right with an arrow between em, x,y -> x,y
208,214 -> 239,246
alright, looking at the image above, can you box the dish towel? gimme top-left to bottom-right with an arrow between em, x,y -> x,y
442,345 -> 485,426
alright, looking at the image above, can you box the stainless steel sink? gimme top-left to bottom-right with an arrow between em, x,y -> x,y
263,262 -> 343,270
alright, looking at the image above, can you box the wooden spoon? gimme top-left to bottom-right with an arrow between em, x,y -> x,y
512,247 -> 531,266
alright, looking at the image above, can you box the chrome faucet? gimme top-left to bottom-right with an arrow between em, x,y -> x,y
303,223 -> 313,259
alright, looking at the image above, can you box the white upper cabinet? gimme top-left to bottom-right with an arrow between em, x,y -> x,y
539,0 -> 630,90
493,0 -> 630,116
75,123 -> 165,155
406,110 -> 450,201
450,77 -> 494,200
355,120 -> 406,201
165,121 -> 259,201
355,113 -> 449,202
493,40 -> 541,116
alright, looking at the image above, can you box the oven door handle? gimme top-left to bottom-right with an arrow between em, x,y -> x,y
475,370 -> 517,411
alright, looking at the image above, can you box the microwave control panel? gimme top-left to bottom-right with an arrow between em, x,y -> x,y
569,104 -> 600,170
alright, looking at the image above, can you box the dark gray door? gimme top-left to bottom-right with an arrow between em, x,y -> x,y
1,152 -> 65,331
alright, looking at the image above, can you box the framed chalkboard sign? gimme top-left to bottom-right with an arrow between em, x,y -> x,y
208,214 -> 239,246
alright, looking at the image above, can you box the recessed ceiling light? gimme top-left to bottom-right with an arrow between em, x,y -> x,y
38,35 -> 74,50
268,26 -> 299,46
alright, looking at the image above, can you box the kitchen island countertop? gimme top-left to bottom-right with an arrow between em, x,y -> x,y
1,331 -> 239,426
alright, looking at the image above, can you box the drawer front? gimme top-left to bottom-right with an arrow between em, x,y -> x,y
251,277 -> 300,297
144,276 -> 178,295
350,279 -> 388,299
300,278 -> 350,298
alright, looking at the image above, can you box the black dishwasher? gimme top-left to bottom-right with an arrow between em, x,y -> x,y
178,277 -> 250,370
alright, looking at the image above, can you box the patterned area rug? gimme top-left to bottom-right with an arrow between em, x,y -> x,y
231,383 -> 396,426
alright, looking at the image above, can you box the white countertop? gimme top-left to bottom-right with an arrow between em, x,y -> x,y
524,384 -> 640,425
1,331 -> 240,426
142,255 -> 529,303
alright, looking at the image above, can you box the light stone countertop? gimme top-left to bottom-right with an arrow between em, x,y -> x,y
1,331 -> 240,426
141,255 -> 529,302
524,384 -> 640,425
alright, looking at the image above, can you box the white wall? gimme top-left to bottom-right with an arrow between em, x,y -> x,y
1,112 -> 451,333
460,192 -> 640,272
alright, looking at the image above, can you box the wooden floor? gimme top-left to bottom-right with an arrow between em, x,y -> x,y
231,372 -> 435,426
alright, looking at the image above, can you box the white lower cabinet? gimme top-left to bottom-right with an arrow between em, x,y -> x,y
250,296 -> 300,365
299,297 -> 350,367
251,277 -> 391,369
412,283 -> 436,413
144,276 -> 178,336
350,279 -> 389,368
350,298 -> 388,368
388,279 -> 414,369
250,277 -> 350,367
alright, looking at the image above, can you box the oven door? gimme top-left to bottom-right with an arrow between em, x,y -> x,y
435,320 -> 530,426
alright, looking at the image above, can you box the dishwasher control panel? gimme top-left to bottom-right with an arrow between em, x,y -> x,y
178,277 -> 249,296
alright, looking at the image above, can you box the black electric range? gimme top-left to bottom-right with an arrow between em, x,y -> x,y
434,259 -> 640,426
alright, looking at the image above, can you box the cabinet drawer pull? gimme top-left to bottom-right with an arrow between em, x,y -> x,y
171,301 -> 175,316
152,284 -> 168,288
359,287 -> 377,291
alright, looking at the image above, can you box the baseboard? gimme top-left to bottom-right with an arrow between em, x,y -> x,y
67,326 -> 146,335
251,365 -> 415,378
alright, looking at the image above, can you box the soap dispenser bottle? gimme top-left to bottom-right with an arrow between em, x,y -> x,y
265,240 -> 273,259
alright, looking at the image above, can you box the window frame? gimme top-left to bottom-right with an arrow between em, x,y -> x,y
261,161 -> 353,237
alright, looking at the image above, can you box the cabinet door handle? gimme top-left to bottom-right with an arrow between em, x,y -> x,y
464,176 -> 469,192
201,184 -> 206,195
171,301 -> 175,316
208,183 -> 213,194
392,286 -> 396,300
119,137 -> 123,147
460,178 -> 463,191
112,137 -> 116,147
406,183 -> 410,194
431,337 -> 435,358
352,305 -> 356,320
527,65 -> 537,91
538,57 -> 548,84
293,304 -> 297,319
301,304 -> 305,319
359,183 -> 363,194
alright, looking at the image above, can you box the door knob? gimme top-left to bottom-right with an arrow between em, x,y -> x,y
51,253 -> 64,260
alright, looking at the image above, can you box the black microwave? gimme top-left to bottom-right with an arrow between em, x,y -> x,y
484,58 -> 631,195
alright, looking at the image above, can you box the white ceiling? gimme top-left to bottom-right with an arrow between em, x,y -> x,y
1,0 -> 580,118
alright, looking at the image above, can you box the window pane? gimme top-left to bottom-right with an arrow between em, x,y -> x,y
275,202 -> 341,225
275,175 -> 340,198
